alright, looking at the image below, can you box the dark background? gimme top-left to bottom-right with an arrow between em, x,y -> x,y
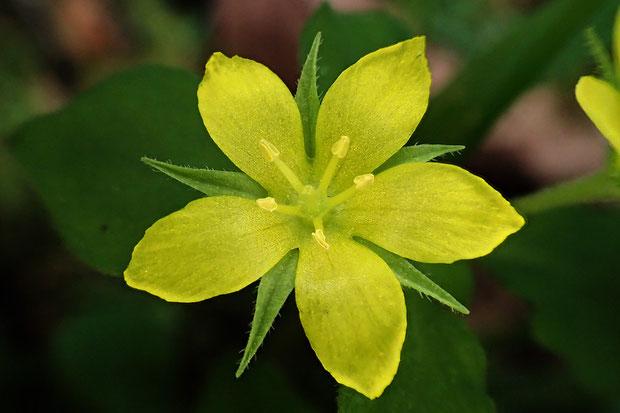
1,1 -> 618,412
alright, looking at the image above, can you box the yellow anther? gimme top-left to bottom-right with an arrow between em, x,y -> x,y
319,136 -> 351,192
259,138 -> 305,194
331,135 -> 350,159
354,174 -> 375,190
257,197 -> 278,212
312,229 -> 329,250
259,139 -> 280,162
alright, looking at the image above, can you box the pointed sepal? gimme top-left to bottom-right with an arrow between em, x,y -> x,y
295,32 -> 322,157
236,250 -> 298,377
356,238 -> 469,315
142,157 -> 266,199
375,144 -> 465,173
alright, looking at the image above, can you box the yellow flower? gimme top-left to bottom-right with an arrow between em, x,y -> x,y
124,36 -> 523,398
575,6 -> 620,154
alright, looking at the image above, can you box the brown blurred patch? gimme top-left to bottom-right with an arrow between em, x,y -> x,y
50,0 -> 127,63
212,0 -> 311,89
473,87 -> 607,191
211,0 -> 382,90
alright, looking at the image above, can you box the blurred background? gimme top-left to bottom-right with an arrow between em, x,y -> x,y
1,0 -> 619,412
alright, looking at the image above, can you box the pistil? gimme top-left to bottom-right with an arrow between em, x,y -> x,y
256,136 -> 374,251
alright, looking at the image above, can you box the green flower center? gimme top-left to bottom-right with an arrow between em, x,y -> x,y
256,136 -> 374,250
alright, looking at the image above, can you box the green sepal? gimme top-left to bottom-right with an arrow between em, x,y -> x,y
142,157 -> 266,199
236,249 -> 298,377
295,32 -> 322,158
585,27 -> 618,88
355,238 -> 469,315
375,144 -> 465,173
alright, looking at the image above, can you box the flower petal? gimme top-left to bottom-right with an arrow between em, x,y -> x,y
198,53 -> 310,199
295,236 -> 406,399
575,76 -> 620,153
125,196 -> 300,302
338,162 -> 524,264
313,37 -> 431,193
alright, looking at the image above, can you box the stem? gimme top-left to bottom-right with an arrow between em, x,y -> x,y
514,170 -> 620,215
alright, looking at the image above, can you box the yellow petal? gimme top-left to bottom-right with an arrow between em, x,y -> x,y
313,37 -> 431,193
295,236 -> 406,399
125,196 -> 300,302
198,53 -> 310,200
338,162 -> 524,264
576,76 -> 620,153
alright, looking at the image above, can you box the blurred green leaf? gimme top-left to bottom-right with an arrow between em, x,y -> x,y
338,263 -> 494,412
384,0 -> 517,55
142,157 -> 265,199
413,0 -> 616,155
121,0 -> 203,66
300,3 -> 411,95
52,287 -> 181,413
542,0 -> 618,83
236,250 -> 298,378
197,355 -> 319,413
0,20 -> 40,137
483,206 -> 620,402
12,65 -> 233,275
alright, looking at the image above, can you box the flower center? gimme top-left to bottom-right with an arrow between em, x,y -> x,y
255,136 -> 374,250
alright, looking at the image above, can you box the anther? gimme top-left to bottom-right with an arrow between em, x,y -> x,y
354,174 -> 374,190
312,229 -> 330,250
325,173 -> 376,209
259,139 -> 280,162
257,197 -> 278,212
258,139 -> 305,194
319,136 -> 351,192
331,135 -> 350,159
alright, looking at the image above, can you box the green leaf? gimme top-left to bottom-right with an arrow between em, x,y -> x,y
295,32 -> 321,158
11,65 -> 233,275
236,250 -> 298,377
300,3 -> 411,95
52,285 -> 181,413
141,157 -> 265,199
482,206 -> 620,402
385,0 -> 517,55
375,144 -> 465,173
200,355 -> 319,413
357,238 -> 469,314
338,264 -> 494,412
413,0 -> 616,156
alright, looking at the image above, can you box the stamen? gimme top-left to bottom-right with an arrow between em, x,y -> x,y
259,139 -> 280,161
353,174 -> 374,190
331,135 -> 350,159
256,197 -> 301,216
313,217 -> 324,231
326,173 -> 375,208
258,139 -> 305,194
318,136 -> 350,192
312,229 -> 329,250
257,197 -> 277,211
